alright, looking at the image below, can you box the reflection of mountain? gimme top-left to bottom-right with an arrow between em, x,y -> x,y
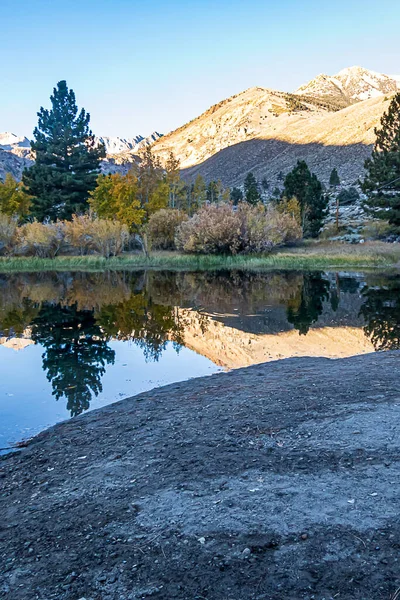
0,270 -> 399,380
178,309 -> 373,368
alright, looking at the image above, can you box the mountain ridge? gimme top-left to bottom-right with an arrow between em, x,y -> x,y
1,66 -> 398,187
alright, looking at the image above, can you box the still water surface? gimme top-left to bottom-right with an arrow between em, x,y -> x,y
1,269 -> 399,450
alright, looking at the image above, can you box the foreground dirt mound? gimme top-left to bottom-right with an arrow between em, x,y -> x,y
1,352 -> 399,600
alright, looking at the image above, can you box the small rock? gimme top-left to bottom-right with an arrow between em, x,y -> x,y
198,537 -> 206,545
301,533 -> 308,540
242,548 -> 251,557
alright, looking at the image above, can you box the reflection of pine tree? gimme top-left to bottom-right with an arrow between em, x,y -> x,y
286,273 -> 330,335
31,304 -> 115,416
96,293 -> 184,362
360,278 -> 400,350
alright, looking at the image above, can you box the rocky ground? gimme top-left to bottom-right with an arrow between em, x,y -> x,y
1,352 -> 399,600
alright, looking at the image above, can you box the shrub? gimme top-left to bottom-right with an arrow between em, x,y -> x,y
0,213 -> 18,255
147,209 -> 188,250
18,221 -> 65,258
175,204 -> 242,254
240,204 -> 302,252
362,220 -> 398,240
175,203 -> 302,255
90,219 -> 129,258
63,214 -> 95,255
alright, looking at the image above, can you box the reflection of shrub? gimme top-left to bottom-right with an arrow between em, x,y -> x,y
63,215 -> 95,255
147,209 -> 188,250
337,187 -> 360,206
90,219 -> 129,258
362,220 -> 397,240
19,221 -> 64,258
175,203 -> 302,255
0,213 -> 18,255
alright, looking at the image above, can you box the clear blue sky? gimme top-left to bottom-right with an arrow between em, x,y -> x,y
2,0 -> 399,138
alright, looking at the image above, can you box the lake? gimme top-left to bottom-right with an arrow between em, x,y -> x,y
1,269 -> 399,451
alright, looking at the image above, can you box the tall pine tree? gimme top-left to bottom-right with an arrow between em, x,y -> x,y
23,81 -> 105,221
244,172 -> 261,205
363,93 -> 400,225
283,160 -> 327,238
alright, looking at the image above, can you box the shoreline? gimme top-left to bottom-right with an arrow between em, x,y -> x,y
1,351 -> 399,599
0,241 -> 400,273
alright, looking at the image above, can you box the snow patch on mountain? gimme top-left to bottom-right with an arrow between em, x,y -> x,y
295,66 -> 398,105
95,132 -> 163,155
0,132 -> 30,151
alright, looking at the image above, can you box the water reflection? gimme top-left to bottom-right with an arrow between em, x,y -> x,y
31,304 -> 115,417
0,270 -> 399,418
360,276 -> 400,351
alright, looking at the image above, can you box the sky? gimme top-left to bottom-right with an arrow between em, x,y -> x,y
2,0 -> 400,139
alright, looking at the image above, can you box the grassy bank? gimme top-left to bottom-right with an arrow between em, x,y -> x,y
0,242 -> 399,273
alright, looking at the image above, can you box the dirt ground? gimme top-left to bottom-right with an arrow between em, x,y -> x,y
1,352 -> 399,600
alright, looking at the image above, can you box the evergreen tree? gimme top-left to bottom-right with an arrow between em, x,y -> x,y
23,81 -> 105,221
230,187 -> 243,205
277,171 -> 284,182
363,93 -> 400,225
283,160 -> 328,237
261,177 -> 269,192
329,168 -> 340,188
244,172 -> 261,205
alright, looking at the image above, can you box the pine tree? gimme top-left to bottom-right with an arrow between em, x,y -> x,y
363,93 -> 400,225
283,161 -> 328,237
329,168 -> 340,188
230,187 -> 243,205
23,81 -> 105,221
244,172 -> 261,205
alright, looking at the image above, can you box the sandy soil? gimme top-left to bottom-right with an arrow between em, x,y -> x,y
1,352 -> 399,599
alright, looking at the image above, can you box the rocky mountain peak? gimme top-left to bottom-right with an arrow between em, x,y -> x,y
295,66 -> 399,106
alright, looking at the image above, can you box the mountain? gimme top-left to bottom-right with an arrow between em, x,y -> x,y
0,131 -> 163,181
295,66 -> 399,106
95,132 -> 162,155
0,148 -> 33,181
0,132 -> 30,151
152,84 -> 393,186
1,66 -> 398,187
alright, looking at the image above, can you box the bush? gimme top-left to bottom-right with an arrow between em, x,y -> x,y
147,209 -> 188,250
63,214 -> 95,255
175,204 -> 242,254
175,203 -> 302,255
90,219 -> 129,258
18,221 -> 65,258
362,220 -> 398,240
0,213 -> 18,255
